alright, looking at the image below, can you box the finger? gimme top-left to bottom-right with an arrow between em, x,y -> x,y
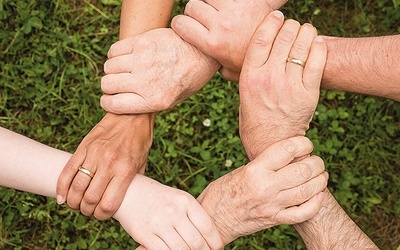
56,149 -> 86,204
171,15 -> 209,52
251,136 -> 314,172
242,10 -> 285,69
219,67 -> 240,82
303,36 -> 327,93
107,37 -> 136,58
101,73 -> 136,95
174,225 -> 207,250
276,192 -> 325,224
184,0 -> 217,28
187,202 -> 224,249
201,0 -> 226,11
267,19 -> 301,70
275,155 -> 325,190
156,229 -> 190,250
286,23 -> 317,78
80,168 -> 112,217
135,246 -> 147,250
100,93 -> 151,114
93,175 -> 135,220
140,235 -> 170,250
279,172 -> 329,206
66,164 -> 96,210
103,55 -> 134,74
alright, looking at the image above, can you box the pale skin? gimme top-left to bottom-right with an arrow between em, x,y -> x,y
0,126 -> 326,248
56,0 -> 175,221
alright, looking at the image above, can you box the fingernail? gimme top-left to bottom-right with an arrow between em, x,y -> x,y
314,36 -> 324,43
273,10 -> 284,19
56,195 -> 65,205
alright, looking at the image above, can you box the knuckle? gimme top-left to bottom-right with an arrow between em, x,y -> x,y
64,161 -> 79,173
98,200 -> 118,216
103,150 -> 118,165
311,155 -> 325,171
298,162 -> 312,179
280,139 -> 297,155
292,41 -> 309,54
189,237 -> 205,249
318,174 -> 329,191
251,29 -> 273,48
83,191 -> 101,206
283,212 -> 298,225
299,183 -> 311,200
71,178 -> 88,192
278,30 -> 296,44
217,19 -> 235,33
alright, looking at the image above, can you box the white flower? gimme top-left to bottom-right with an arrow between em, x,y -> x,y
315,111 -> 319,116
203,118 -> 211,127
225,159 -> 233,167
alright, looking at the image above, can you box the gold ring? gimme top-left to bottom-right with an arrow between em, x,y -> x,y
78,166 -> 95,178
287,57 -> 306,67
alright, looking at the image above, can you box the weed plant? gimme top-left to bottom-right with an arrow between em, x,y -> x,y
1,0 -> 399,249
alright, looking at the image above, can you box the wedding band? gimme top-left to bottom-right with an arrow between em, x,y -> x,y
287,57 -> 306,67
78,166 -> 95,178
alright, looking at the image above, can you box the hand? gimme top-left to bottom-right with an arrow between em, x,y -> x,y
197,136 -> 328,245
238,11 -> 327,160
100,28 -> 220,114
114,174 -> 224,250
56,113 -> 155,220
172,0 -> 287,81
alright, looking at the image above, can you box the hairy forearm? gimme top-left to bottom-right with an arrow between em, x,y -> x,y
120,0 -> 174,39
294,189 -> 378,249
322,35 -> 400,101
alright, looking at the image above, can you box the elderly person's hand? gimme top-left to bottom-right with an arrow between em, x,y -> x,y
100,28 -> 220,114
171,0 -> 288,82
195,12 -> 328,245
56,113 -> 154,220
197,136 -> 328,245
238,11 -> 327,160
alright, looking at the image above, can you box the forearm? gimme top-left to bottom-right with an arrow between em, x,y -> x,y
109,0 -> 176,153
294,188 -> 378,249
322,35 -> 400,101
0,127 -> 69,197
120,0 -> 174,39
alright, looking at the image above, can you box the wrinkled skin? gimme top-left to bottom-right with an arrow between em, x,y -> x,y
172,0 -> 288,81
57,113 -> 154,219
100,28 -> 220,114
238,12 -> 327,160
198,136 -> 328,244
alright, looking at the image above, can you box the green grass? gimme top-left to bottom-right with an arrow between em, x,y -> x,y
1,0 -> 399,249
